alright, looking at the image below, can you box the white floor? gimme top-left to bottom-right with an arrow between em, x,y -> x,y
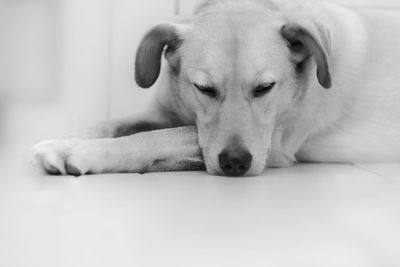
1,152 -> 400,267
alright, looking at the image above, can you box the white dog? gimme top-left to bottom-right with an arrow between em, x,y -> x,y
32,0 -> 400,176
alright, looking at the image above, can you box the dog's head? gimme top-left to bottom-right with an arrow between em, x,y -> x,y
135,0 -> 331,176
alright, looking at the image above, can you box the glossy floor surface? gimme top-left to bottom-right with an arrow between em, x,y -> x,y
1,153 -> 400,267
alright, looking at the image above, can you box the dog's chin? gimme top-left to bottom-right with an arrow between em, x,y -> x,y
205,167 -> 222,176
202,156 -> 221,176
246,159 -> 267,177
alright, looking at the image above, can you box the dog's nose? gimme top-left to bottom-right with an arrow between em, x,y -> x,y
218,148 -> 252,176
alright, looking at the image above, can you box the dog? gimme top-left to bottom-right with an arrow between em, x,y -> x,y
32,0 -> 400,177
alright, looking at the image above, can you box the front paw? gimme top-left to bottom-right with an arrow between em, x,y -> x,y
31,140 -> 94,176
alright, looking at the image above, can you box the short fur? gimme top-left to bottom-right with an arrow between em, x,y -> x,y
32,0 -> 400,176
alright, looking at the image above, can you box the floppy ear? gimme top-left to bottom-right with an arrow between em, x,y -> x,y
135,23 -> 185,88
280,23 -> 332,89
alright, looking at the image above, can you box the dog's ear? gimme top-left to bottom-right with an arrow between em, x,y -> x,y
135,23 -> 187,88
280,23 -> 332,89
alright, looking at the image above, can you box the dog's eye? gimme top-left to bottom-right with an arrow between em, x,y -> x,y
253,82 -> 276,98
194,83 -> 218,98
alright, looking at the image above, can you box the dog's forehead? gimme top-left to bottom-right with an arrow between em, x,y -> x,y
181,9 -> 288,83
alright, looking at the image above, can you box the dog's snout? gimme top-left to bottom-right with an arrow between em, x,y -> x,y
218,148 -> 252,176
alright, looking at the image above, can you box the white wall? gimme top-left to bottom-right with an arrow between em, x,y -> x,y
1,0 -> 58,100
2,0 -> 113,145
1,0 -> 176,146
108,0 -> 176,118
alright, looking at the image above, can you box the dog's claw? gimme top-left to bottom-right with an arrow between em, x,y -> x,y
65,162 -> 82,177
31,139 -> 96,177
47,164 -> 62,176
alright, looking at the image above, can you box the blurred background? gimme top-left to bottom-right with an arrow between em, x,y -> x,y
1,0 -> 399,151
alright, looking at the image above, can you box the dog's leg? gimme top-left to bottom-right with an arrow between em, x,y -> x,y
85,110 -> 181,139
32,126 -> 205,176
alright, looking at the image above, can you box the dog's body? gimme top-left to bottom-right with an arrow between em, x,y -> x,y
32,0 -> 400,176
297,6 -> 400,163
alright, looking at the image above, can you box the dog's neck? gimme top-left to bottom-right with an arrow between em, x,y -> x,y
274,3 -> 369,160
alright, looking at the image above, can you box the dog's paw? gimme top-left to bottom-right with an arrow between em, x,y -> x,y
31,140 -> 95,176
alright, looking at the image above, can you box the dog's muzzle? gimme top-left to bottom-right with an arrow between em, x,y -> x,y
218,146 -> 253,176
